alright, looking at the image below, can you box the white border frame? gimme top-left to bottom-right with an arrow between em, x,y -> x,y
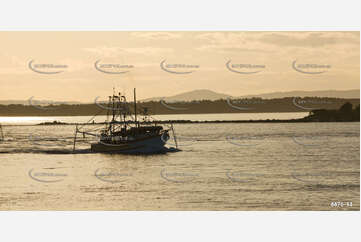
0,0 -> 360,241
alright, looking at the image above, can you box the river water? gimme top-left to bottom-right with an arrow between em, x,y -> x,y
0,114 -> 359,210
0,112 -> 309,125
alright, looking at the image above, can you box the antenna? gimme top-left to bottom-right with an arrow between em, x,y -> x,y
134,88 -> 137,126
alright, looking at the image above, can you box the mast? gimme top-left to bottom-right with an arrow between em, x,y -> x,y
107,95 -> 112,133
134,88 -> 137,127
112,88 -> 115,123
0,123 -> 4,141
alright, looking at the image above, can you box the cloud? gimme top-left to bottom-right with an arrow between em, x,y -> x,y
196,32 -> 247,45
195,32 -> 276,53
197,45 -> 273,53
83,46 -> 174,57
130,32 -> 182,40
195,32 -> 360,61
258,32 -> 359,47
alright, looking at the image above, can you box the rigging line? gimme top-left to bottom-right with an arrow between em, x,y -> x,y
82,126 -> 104,133
148,115 -> 171,128
76,108 -> 105,131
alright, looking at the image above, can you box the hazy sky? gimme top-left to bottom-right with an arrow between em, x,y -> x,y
0,31 -> 359,102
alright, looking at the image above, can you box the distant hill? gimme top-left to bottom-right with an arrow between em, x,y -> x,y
140,89 -> 359,102
140,89 -> 231,102
1,97 -> 359,116
1,89 -> 359,104
239,89 -> 360,99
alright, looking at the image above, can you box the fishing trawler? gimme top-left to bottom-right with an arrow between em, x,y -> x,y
73,88 -> 178,154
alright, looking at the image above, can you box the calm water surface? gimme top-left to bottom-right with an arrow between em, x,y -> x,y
0,112 -> 308,125
0,115 -> 359,210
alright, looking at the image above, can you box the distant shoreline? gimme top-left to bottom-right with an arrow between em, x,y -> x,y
1,102 -> 359,125
0,97 -> 359,117
0,110 -> 309,117
2,119 -> 360,127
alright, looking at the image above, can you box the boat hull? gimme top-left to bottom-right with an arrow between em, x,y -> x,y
91,134 -> 168,154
